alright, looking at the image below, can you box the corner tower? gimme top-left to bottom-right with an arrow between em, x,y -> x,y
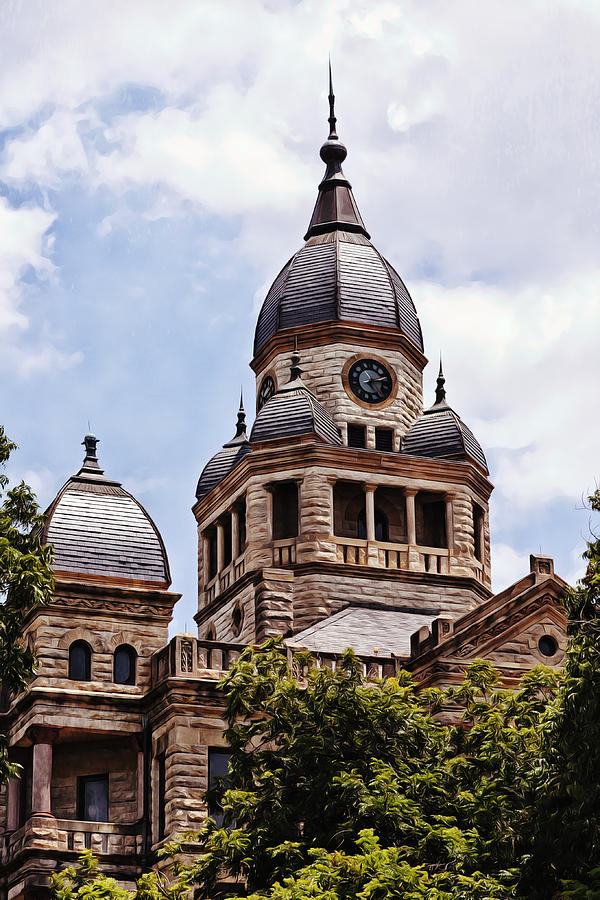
193,73 -> 493,649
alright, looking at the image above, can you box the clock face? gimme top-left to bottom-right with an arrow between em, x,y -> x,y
258,375 -> 276,410
348,359 -> 393,404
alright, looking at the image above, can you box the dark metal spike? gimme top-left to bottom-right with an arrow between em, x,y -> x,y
435,356 -> 446,405
328,57 -> 337,138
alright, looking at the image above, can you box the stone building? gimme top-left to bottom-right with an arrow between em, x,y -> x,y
0,82 -> 568,900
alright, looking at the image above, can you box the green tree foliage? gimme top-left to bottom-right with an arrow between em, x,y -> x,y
0,426 -> 54,781
50,493 -> 600,899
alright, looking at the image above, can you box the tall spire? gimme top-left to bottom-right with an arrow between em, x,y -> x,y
225,393 -> 249,446
435,357 -> 447,405
304,62 -> 369,241
327,57 -> 337,139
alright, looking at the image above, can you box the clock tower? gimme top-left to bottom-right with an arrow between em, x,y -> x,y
192,71 -> 492,648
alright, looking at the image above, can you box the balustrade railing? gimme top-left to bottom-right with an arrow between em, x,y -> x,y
273,540 -> 296,566
4,818 -> 142,863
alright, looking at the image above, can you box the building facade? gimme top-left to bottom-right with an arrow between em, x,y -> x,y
0,85 -> 568,900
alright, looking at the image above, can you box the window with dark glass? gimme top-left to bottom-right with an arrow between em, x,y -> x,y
416,495 -> 447,548
114,644 -> 136,685
357,508 -> 389,541
208,748 -> 231,827
222,514 -> 232,567
272,482 -> 298,540
69,641 -> 91,681
77,774 -> 108,822
473,503 -> 484,562
207,527 -> 217,580
347,424 -> 366,448
238,500 -> 247,551
375,428 -> 394,452
157,753 -> 166,840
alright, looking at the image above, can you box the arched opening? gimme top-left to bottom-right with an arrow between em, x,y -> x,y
114,644 -> 137,685
206,623 -> 216,641
271,482 -> 299,540
69,641 -> 91,681
415,492 -> 447,548
357,508 -> 389,541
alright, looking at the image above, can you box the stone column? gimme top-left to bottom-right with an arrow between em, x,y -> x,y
445,494 -> 455,554
405,489 -> 421,570
363,484 -> 378,565
231,508 -> 240,562
7,777 -> 20,831
136,744 -> 144,820
29,727 -> 59,818
216,521 -> 225,574
364,485 -> 376,541
201,533 -> 210,587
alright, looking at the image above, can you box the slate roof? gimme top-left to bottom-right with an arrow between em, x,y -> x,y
42,435 -> 171,586
196,401 -> 252,500
401,369 -> 488,474
250,368 -> 342,446
254,232 -> 423,355
291,607 -> 438,659
402,403 -> 488,474
253,97 -> 423,357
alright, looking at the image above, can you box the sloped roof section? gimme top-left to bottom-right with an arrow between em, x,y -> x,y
250,359 -> 342,446
401,365 -> 488,474
253,83 -> 423,357
196,399 -> 252,499
43,435 -> 171,586
291,607 -> 438,659
254,232 -> 423,356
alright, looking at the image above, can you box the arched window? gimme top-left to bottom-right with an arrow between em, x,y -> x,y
69,641 -> 91,681
114,645 -> 136,685
357,508 -> 389,542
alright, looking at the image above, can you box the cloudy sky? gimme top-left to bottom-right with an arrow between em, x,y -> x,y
2,0 -> 599,633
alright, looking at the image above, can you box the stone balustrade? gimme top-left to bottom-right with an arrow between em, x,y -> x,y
2,816 -> 142,864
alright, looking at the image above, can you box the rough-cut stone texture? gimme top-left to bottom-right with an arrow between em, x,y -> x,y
256,341 -> 423,440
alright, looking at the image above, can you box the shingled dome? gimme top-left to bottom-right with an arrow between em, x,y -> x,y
250,355 -> 342,446
42,434 -> 171,586
401,367 -> 488,474
196,399 -> 252,499
253,73 -> 423,357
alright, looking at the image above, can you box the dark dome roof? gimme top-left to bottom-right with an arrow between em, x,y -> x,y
401,371 -> 488,473
254,232 -> 423,356
42,435 -> 171,586
196,403 -> 251,499
250,361 -> 341,446
253,88 -> 423,358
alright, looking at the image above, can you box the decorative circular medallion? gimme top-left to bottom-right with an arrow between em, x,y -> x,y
258,375 -> 276,410
347,358 -> 394,405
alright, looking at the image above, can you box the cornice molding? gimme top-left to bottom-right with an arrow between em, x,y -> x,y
250,321 -> 428,375
193,442 -> 494,522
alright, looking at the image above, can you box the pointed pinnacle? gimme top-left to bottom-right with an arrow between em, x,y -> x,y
435,359 -> 446,405
328,57 -> 337,139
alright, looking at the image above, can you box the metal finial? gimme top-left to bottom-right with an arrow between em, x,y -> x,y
328,57 -> 337,139
435,357 -> 446,405
235,394 -> 247,438
82,432 -> 99,461
290,346 -> 302,382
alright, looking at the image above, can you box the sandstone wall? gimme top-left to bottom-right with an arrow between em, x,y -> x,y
51,738 -> 138,823
257,341 -> 423,441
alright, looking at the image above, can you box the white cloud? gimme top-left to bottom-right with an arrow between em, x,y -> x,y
1,109 -> 88,186
491,542 -> 531,593
0,197 -> 55,331
416,270 -> 600,511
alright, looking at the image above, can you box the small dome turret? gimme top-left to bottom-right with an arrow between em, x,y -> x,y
401,364 -> 488,473
196,396 -> 252,499
253,67 -> 423,358
250,352 -> 342,446
42,434 -> 171,586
